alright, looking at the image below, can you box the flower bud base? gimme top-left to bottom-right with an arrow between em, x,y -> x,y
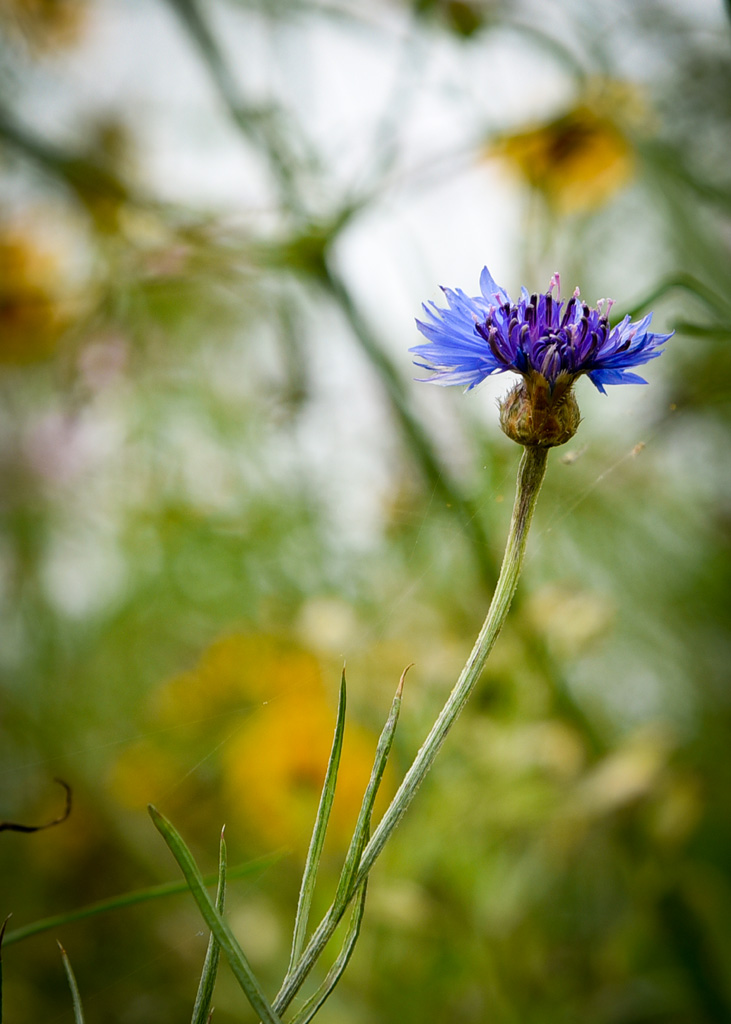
499,375 -> 580,448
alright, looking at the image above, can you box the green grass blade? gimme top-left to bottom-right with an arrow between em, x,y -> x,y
58,943 -> 86,1024
273,668 -> 407,1016
148,806 -> 282,1024
1,915 -> 10,1024
288,671 -> 347,972
191,828 -> 227,1024
291,878 -> 368,1024
333,668 -> 407,908
3,853 -> 281,948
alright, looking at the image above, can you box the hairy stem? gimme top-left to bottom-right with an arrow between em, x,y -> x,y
273,444 -> 549,1016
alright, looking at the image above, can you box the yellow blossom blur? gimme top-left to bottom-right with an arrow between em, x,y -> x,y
110,741 -> 184,811
1,0 -> 88,52
112,633 -> 392,852
154,633 -> 323,724
489,83 -> 646,213
223,688 -> 393,853
0,228 -> 73,363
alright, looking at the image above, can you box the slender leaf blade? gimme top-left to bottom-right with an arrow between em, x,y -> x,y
334,667 -> 407,908
289,671 -> 347,971
58,943 -> 86,1024
191,828 -> 227,1024
148,805 -> 282,1024
3,853 -> 281,948
0,914 -> 10,1024
291,878 -> 368,1024
275,670 -> 407,1018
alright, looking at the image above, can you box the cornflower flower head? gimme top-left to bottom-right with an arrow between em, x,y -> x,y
412,266 -> 672,447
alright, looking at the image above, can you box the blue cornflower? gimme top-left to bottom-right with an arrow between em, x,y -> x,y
412,266 -> 672,447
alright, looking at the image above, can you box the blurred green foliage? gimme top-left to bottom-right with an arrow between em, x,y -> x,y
1,0 -> 730,1021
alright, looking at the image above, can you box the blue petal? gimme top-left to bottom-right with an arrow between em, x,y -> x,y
588,368 -> 649,391
479,266 -> 510,305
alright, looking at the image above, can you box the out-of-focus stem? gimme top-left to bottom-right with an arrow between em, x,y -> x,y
323,266 -> 501,588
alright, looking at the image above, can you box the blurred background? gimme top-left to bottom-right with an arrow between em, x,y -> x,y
1,0 -> 730,1021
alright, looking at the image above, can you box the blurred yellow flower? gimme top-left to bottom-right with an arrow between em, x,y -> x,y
113,632 -> 392,852
0,229 -> 72,363
154,633 -> 323,725
1,0 -> 88,52
223,688 -> 392,853
109,741 -> 182,811
489,83 -> 645,213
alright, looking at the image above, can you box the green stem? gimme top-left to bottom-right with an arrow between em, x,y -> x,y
357,444 -> 548,874
3,854 -> 280,948
273,444 -> 549,1016
324,267 -> 599,756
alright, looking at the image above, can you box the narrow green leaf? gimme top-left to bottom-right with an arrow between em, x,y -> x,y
291,878 -> 368,1024
148,806 -> 282,1024
58,943 -> 86,1024
274,670 -> 407,1017
334,667 -> 407,909
288,671 -> 347,972
1,914 -> 10,1024
191,828 -> 227,1024
3,853 -> 281,948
